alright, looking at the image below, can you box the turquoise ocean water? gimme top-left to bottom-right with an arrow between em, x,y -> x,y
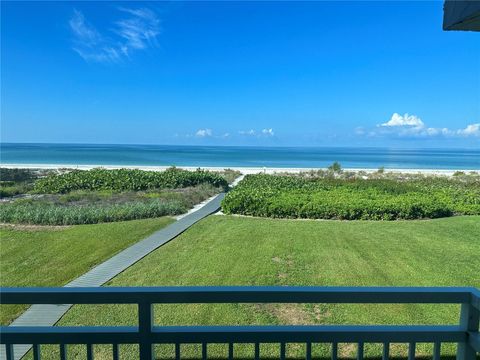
1,143 -> 479,169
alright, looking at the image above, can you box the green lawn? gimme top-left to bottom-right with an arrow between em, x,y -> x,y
0,217 -> 174,324
47,215 -> 479,360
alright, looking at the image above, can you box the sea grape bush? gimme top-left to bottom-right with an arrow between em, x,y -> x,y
34,167 -> 228,193
221,174 -> 480,220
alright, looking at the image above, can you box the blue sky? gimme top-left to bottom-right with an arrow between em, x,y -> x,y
1,1 -> 479,147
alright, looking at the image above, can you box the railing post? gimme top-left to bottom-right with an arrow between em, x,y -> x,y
138,301 -> 154,360
456,300 -> 480,360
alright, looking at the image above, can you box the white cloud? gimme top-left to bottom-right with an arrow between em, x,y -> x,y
238,128 -> 275,137
69,7 -> 160,63
381,113 -> 424,128
358,113 -> 480,139
354,127 -> 366,136
115,7 -> 160,55
69,10 -> 100,45
402,126 -> 454,137
69,10 -> 121,63
239,129 -> 256,136
195,129 -> 213,137
188,128 -> 275,140
423,127 -> 452,137
118,7 -> 158,20
262,128 -> 274,136
457,123 -> 480,137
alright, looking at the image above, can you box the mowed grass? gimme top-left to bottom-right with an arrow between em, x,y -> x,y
0,217 -> 174,324
48,215 -> 480,360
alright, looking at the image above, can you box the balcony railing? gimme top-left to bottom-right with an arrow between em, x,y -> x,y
1,286 -> 479,360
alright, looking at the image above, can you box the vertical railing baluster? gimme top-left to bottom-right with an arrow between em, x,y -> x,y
332,342 -> 338,360
228,343 -> 234,360
457,302 -> 480,360
112,344 -> 119,360
433,342 -> 441,360
138,301 -> 154,360
408,342 -> 416,360
175,343 -> 181,360
280,342 -> 286,360
202,342 -> 207,360
33,344 -> 41,360
306,342 -> 312,360
357,342 -> 364,360
60,344 -> 67,360
5,344 -> 13,360
254,342 -> 260,360
87,344 -> 93,360
382,343 -> 389,360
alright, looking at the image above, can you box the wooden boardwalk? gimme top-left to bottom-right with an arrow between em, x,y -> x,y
1,193 -> 225,360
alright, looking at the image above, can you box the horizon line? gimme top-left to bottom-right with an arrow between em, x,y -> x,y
1,141 -> 479,151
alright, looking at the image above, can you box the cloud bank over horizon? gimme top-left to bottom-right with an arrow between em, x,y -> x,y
179,118 -> 479,145
175,128 -> 277,142
356,113 -> 479,139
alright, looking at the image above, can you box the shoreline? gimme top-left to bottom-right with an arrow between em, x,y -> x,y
1,163 -> 477,176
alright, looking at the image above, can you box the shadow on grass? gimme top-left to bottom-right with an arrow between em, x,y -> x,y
163,357 -> 469,360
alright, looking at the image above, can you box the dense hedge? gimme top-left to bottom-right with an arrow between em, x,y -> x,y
221,174 -> 480,220
0,199 -> 186,225
34,167 -> 228,194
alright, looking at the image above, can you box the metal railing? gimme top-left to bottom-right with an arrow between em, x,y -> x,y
1,286 -> 479,360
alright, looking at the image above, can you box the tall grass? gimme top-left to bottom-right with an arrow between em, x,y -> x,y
0,200 -> 186,225
0,184 -> 222,225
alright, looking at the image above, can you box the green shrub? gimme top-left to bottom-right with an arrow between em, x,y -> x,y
0,181 -> 16,187
0,183 -> 32,198
221,174 -> 480,220
0,168 -> 37,182
0,187 -> 20,198
34,167 -> 228,194
219,169 -> 242,184
0,169 -> 37,198
328,161 -> 342,173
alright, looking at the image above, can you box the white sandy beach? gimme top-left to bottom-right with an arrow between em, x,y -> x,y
1,163 -> 477,176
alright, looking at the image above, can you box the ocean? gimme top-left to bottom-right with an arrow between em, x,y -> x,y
1,143 -> 479,170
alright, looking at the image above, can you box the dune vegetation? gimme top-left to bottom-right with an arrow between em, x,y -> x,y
0,167 -> 239,225
222,170 -> 480,220
33,167 -> 230,193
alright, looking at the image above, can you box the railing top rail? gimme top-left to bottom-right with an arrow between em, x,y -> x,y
0,325 -> 466,344
1,286 -> 478,305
